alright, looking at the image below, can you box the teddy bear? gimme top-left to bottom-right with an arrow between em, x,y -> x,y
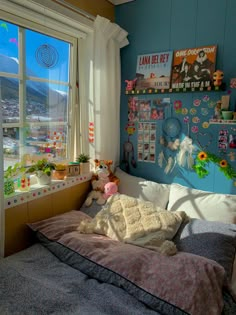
84,159 -> 119,207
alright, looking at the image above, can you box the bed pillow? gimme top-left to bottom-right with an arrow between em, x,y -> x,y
167,183 -> 236,224
174,218 -> 236,279
28,210 -> 92,241
115,167 -> 170,209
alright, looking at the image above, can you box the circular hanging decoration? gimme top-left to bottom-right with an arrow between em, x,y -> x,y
35,44 -> 58,68
162,117 -> 181,138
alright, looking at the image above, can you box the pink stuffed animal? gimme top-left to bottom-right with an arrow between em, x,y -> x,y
103,182 -> 118,200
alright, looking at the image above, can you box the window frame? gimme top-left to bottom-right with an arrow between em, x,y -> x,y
1,12 -> 78,166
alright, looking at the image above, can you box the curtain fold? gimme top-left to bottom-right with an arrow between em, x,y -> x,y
79,15 -> 129,170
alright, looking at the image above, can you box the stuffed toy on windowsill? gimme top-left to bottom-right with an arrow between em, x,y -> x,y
84,159 -> 120,207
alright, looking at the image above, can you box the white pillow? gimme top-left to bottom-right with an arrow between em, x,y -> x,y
167,183 -> 236,224
115,167 -> 170,209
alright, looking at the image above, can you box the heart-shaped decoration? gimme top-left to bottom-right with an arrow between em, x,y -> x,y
196,132 -> 213,150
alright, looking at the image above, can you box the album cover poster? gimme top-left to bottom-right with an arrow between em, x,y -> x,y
171,45 -> 217,89
136,51 -> 173,90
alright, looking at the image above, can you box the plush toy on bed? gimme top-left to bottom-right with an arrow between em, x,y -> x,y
84,159 -> 120,206
103,182 -> 118,200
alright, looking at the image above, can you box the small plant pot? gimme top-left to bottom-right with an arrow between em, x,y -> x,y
221,111 -> 233,120
36,171 -> 51,185
80,162 -> 90,174
52,170 -> 67,180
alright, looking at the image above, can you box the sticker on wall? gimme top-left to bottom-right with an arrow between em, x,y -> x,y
191,126 -> 199,133
202,95 -> 210,102
190,108 -> 197,115
173,100 -> 182,113
208,100 -> 216,108
181,108 -> 188,115
192,116 -> 200,123
202,122 -> 209,129
201,108 -> 208,116
193,99 -> 201,107
125,122 -> 136,136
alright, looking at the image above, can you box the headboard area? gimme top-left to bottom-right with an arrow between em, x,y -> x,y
4,181 -> 91,257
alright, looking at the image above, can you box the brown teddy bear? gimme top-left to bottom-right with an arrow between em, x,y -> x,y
84,159 -> 119,206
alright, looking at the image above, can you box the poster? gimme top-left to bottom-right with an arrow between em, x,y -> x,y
171,45 -> 217,89
138,123 -> 156,163
136,51 -> 173,90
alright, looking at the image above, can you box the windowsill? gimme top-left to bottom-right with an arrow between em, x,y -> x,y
4,173 -> 92,209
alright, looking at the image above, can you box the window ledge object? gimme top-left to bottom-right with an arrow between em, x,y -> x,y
4,172 -> 92,209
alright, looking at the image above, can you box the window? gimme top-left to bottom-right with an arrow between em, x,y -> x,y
1,19 -> 77,170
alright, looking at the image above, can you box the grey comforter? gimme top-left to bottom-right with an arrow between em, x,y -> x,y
0,243 -> 159,315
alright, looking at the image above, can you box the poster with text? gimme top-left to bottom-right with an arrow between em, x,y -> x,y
136,51 -> 173,90
171,45 -> 217,89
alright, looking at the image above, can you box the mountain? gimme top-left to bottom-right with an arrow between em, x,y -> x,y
0,54 -> 68,120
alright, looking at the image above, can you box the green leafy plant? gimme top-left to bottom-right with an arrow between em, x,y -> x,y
193,151 -> 236,179
76,153 -> 90,163
26,158 -> 55,177
4,162 -> 26,180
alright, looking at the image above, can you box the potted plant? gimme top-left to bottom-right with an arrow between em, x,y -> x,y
52,163 -> 67,180
4,162 -> 26,196
26,158 -> 55,185
76,153 -> 90,174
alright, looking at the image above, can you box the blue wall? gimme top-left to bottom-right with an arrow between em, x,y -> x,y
116,0 -> 236,194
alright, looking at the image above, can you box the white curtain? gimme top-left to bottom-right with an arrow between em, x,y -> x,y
79,15 -> 129,170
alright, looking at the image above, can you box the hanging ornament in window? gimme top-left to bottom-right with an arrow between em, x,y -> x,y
35,44 -> 58,68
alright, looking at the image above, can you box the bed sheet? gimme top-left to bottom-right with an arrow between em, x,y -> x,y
0,243 -> 159,315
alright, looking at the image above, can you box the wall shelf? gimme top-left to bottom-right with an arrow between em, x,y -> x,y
209,119 -> 236,125
125,84 -> 225,95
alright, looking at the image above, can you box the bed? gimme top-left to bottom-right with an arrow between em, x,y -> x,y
1,168 -> 236,315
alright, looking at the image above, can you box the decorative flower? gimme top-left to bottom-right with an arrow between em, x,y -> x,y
198,151 -> 208,161
193,151 -> 236,180
174,100 -> 182,111
219,159 -> 228,168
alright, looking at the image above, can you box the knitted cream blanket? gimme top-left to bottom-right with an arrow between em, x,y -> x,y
79,194 -> 188,255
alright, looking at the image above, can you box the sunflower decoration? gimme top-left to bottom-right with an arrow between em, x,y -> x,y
193,151 -> 236,179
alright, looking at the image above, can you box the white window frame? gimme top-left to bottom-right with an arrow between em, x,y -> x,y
0,0 -> 93,257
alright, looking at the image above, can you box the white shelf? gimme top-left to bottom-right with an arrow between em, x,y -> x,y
209,119 -> 236,125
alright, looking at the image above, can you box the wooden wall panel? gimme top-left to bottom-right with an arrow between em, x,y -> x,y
5,181 -> 91,257
5,204 -> 33,257
64,0 -> 115,21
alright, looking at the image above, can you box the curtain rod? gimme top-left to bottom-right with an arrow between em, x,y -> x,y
52,0 -> 95,22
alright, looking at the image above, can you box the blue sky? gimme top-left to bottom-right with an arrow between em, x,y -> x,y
0,19 -> 70,85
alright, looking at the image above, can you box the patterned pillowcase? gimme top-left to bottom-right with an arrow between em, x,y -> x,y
173,218 -> 236,279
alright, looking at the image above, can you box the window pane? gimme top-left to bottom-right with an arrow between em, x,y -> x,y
3,127 -> 20,169
26,81 -> 68,123
24,125 -> 67,163
0,20 -> 19,73
25,30 -> 69,82
1,77 -> 19,123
